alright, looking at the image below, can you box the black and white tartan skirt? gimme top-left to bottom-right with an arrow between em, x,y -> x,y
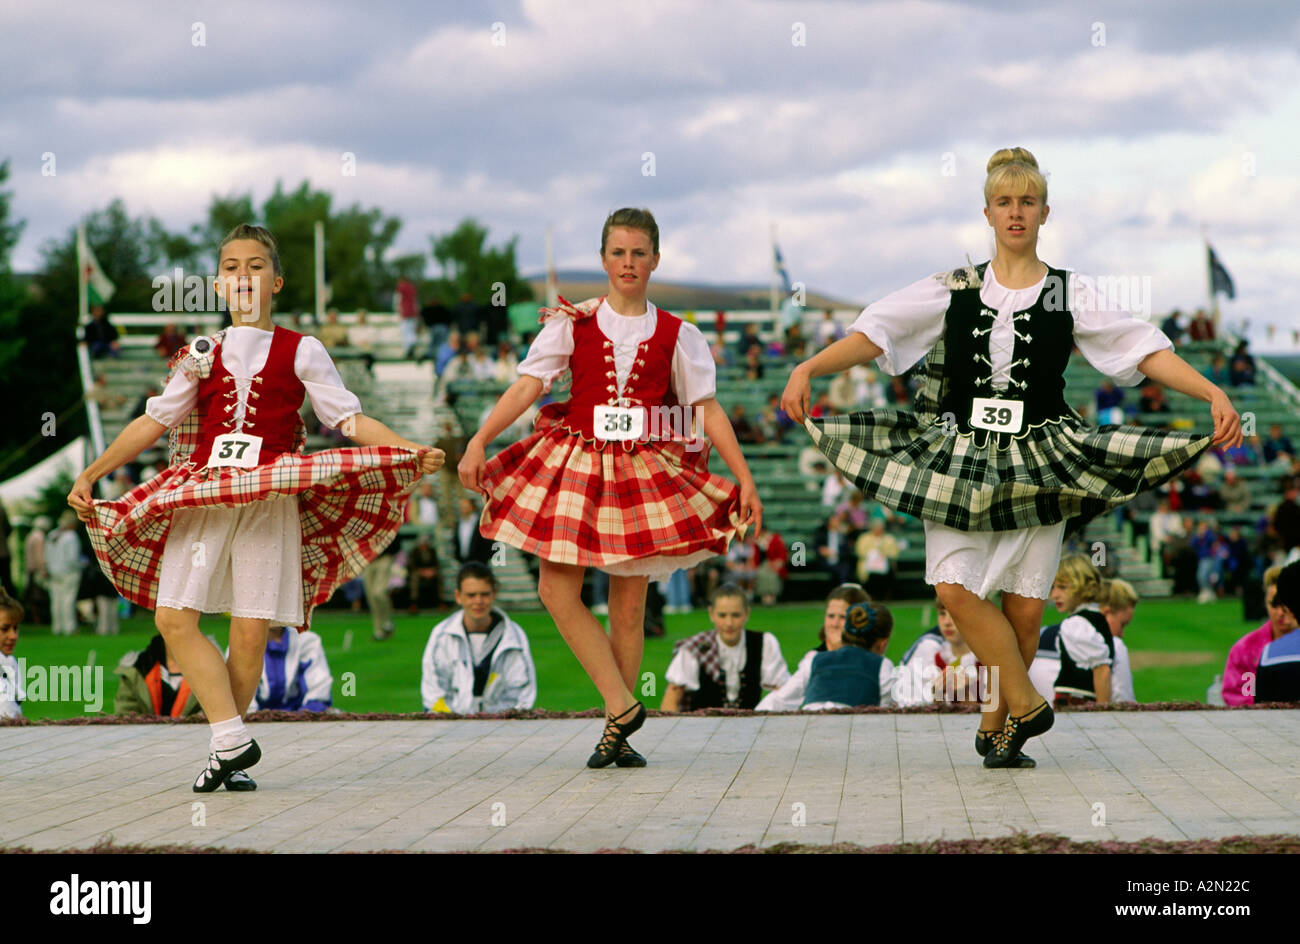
805,409 -> 1209,535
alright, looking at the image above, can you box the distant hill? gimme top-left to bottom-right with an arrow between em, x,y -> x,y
523,271 -> 860,312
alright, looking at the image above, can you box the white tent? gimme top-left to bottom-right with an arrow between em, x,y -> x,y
0,437 -> 86,512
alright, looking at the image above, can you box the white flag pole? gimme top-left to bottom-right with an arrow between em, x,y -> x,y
314,220 -> 325,324
75,225 -> 108,483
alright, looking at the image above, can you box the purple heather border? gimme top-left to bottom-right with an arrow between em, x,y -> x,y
2,835 -> 1298,854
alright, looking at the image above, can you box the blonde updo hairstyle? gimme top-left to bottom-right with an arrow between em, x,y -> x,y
984,147 -> 1048,206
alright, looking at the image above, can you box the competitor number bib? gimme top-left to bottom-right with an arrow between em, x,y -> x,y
594,405 -> 645,441
207,432 -> 263,469
969,397 -> 1024,434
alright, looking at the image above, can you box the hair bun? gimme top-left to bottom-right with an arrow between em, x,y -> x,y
987,147 -> 1038,173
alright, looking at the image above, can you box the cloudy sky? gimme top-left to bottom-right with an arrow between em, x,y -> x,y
4,0 -> 1299,346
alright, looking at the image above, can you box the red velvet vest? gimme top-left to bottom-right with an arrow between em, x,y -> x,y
560,305 -> 682,443
189,326 -> 306,468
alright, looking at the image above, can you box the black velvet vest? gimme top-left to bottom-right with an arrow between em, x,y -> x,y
1054,608 -> 1115,698
692,630 -> 766,710
938,262 -> 1075,435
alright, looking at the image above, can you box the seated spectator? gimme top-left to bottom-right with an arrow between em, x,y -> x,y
734,323 -> 761,362
1222,523 -> 1252,594
756,399 -> 783,444
816,308 -> 843,346
725,530 -> 759,593
85,373 -> 126,411
754,526 -> 788,605
1256,559 -> 1300,702
808,392 -> 833,419
421,563 -> 537,714
441,349 -> 474,385
0,592 -> 24,719
854,519 -> 902,599
1137,381 -> 1170,415
1192,519 -> 1228,602
245,624 -> 333,712
1094,379 -> 1125,425
801,601 -> 895,710
836,490 -> 869,531
113,632 -> 202,717
1203,353 -> 1230,386
154,322 -> 186,359
799,445 -> 830,479
348,308 -> 377,352
784,325 -> 807,360
1187,308 -> 1215,341
470,343 -> 496,382
317,308 -> 350,348
661,584 -> 789,711
1263,424 -> 1295,467
1272,478 -> 1300,556
492,339 -> 519,384
828,371 -> 857,412
410,480 -> 440,528
406,533 -> 442,612
1101,579 -> 1139,704
435,329 -> 462,374
821,469 -> 845,508
1216,439 -> 1257,467
1159,309 -> 1185,345
758,584 -> 870,711
813,511 -> 855,587
853,366 -> 887,408
83,305 -> 120,358
1229,340 -> 1256,386
453,498 -> 494,565
743,347 -> 765,382
893,597 -> 986,707
1223,565 -> 1298,705
709,337 -> 731,367
1049,555 -> 1113,706
729,404 -> 759,444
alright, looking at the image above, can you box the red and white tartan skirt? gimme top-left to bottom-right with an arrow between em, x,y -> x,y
85,447 -> 423,630
479,418 -> 744,577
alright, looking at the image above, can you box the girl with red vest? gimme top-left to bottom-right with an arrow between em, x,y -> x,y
460,208 -> 762,767
68,224 -> 444,792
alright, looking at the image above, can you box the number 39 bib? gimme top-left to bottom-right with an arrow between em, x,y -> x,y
593,405 -> 645,441
969,397 -> 1025,435
207,432 -> 263,468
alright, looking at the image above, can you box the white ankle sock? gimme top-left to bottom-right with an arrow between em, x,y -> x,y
209,716 -> 249,753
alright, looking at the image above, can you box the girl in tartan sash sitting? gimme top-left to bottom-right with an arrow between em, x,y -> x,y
459,208 -> 762,768
68,224 -> 444,792
782,148 -> 1243,767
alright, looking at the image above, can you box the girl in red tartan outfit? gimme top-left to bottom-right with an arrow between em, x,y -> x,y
68,225 -> 444,792
459,208 -> 762,768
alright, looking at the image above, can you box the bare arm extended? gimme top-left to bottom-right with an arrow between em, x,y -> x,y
1137,349 -> 1241,448
781,333 -> 884,423
457,376 -> 544,491
67,416 -> 169,521
694,397 -> 762,533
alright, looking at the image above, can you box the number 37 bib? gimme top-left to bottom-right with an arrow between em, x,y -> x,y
969,397 -> 1025,435
207,432 -> 263,468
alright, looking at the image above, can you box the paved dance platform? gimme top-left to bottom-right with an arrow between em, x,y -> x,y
2,711 -> 1298,852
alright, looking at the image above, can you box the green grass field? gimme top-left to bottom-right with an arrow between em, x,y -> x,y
7,596 -> 1256,719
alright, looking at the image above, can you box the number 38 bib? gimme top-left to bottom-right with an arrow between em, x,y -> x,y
207,432 -> 263,468
594,405 -> 645,441
969,397 -> 1025,435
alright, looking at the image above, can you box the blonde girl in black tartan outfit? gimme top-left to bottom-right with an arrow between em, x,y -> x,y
782,148 -> 1243,767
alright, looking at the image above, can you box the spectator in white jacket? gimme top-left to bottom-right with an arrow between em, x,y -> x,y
422,562 -> 537,714
892,596 -> 986,707
240,624 -> 334,712
45,512 -> 84,636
